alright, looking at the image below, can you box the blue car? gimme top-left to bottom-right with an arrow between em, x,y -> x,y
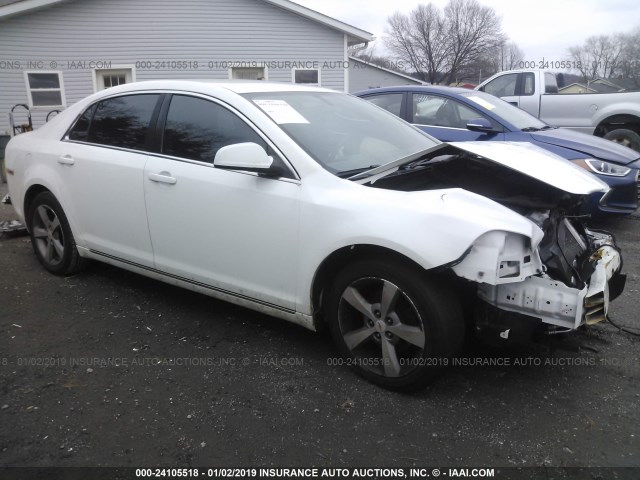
355,86 -> 640,215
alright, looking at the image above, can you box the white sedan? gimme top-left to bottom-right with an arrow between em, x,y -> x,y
5,81 -> 625,390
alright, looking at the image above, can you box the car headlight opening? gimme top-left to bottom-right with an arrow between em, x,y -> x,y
574,159 -> 631,177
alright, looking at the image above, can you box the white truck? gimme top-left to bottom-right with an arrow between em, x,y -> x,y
476,69 -> 640,151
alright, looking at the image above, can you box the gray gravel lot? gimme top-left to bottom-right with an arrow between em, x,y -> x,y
0,182 -> 639,470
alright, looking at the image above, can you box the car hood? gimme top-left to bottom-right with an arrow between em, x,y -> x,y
529,128 -> 639,165
447,141 -> 608,195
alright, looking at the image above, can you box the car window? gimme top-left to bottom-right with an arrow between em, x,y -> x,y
412,94 -> 483,129
461,91 -> 546,130
68,104 -> 98,142
363,93 -> 403,117
482,73 -> 518,97
162,95 -> 268,164
87,94 -> 159,150
412,94 -> 446,124
522,73 -> 535,96
455,101 -> 485,124
243,91 -> 438,176
544,72 -> 559,94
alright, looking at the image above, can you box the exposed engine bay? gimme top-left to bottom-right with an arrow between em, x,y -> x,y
365,144 -> 626,338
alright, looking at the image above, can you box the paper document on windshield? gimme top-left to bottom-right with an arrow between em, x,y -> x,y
466,96 -> 497,111
253,100 -> 310,124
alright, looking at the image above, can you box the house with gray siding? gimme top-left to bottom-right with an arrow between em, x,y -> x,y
0,0 -> 376,134
348,57 -> 425,92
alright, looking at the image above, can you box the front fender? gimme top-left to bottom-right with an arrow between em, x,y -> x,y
295,180 -> 543,315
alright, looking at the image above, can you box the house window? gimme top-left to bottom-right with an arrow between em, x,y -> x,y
24,71 -> 65,108
230,67 -> 266,81
293,69 -> 320,86
94,67 -> 134,91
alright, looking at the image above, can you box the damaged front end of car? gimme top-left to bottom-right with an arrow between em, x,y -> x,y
365,141 -> 626,344
470,214 -> 625,343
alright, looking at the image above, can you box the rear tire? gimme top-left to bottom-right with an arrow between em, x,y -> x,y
324,258 -> 465,391
604,129 -> 640,152
27,191 -> 87,276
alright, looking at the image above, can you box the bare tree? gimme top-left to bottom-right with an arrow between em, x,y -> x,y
568,34 -> 625,81
619,28 -> 640,88
501,42 -> 524,71
351,41 -> 405,73
385,0 -> 505,84
478,41 -> 524,77
442,0 -> 505,83
386,5 -> 448,83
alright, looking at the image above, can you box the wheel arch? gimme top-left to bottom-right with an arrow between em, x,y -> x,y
310,244 -> 453,328
23,184 -> 52,228
594,113 -> 640,137
22,182 -> 82,244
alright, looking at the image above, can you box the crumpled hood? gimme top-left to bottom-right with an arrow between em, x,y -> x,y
529,128 -> 640,165
448,141 -> 609,195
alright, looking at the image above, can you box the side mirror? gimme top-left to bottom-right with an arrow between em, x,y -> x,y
214,142 -> 273,171
466,117 -> 497,133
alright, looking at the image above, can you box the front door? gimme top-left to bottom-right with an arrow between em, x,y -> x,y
143,94 -> 300,310
409,93 -> 504,142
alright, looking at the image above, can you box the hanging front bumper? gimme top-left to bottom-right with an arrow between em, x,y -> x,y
477,243 -> 624,331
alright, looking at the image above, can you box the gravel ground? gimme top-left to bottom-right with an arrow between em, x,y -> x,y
0,182 -> 639,471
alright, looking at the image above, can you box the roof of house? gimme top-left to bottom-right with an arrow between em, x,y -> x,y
608,77 -> 640,91
589,82 -> 622,93
559,81 -> 625,93
348,56 -> 425,85
558,83 -> 597,93
0,0 -> 374,44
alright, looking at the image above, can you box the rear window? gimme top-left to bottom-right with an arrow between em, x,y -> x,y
67,104 -> 97,142
87,94 -> 160,150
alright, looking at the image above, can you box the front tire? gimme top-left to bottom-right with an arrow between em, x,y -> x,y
325,259 -> 465,391
27,191 -> 86,276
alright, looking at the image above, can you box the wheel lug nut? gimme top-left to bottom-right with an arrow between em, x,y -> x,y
374,332 -> 381,339
367,319 -> 374,327
385,332 -> 393,339
385,317 -> 393,325
374,310 -> 381,318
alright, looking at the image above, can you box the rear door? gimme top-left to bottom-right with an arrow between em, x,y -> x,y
59,93 -> 161,266
515,72 -> 540,116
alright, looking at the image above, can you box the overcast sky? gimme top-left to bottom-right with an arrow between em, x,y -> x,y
294,0 -> 640,63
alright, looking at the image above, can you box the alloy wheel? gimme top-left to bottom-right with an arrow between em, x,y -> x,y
31,205 -> 65,267
337,277 -> 426,378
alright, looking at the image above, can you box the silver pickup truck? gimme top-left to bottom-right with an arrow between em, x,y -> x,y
476,69 -> 640,151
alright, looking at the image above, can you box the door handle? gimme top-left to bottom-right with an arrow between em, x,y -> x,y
148,172 -> 177,185
57,155 -> 75,165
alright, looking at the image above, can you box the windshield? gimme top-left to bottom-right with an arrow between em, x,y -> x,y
460,91 -> 548,131
243,91 -> 439,176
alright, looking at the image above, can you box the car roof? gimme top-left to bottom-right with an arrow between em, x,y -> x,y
92,79 -> 337,97
353,85 -> 474,96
